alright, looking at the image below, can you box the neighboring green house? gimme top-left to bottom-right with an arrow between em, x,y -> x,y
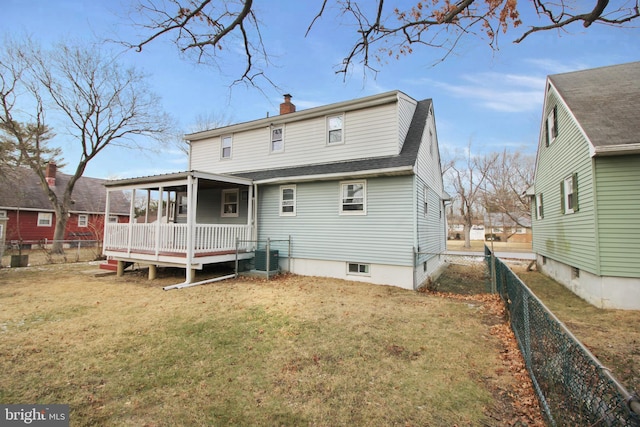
530,62 -> 640,310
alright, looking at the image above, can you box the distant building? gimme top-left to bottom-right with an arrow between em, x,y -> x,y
0,163 -> 129,249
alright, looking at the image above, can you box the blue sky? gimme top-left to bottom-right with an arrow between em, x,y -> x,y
4,0 -> 640,179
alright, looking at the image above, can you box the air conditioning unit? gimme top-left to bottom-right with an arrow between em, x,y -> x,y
254,249 -> 279,271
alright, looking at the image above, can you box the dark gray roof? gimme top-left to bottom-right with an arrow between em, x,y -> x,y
233,99 -> 433,182
0,166 -> 130,215
549,62 -> 640,149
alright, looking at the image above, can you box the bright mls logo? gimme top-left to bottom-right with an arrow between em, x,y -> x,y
1,405 -> 69,426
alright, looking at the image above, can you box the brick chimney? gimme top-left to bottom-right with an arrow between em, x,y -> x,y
279,94 -> 296,115
45,161 -> 57,187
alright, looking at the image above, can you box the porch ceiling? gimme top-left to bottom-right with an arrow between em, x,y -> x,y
103,170 -> 253,191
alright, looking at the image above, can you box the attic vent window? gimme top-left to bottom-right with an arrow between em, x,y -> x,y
545,106 -> 558,146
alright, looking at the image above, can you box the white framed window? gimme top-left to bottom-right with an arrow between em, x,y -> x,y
327,114 -> 344,145
0,210 -> 7,219
280,185 -> 296,216
221,189 -> 239,217
561,173 -> 578,214
347,262 -> 370,276
78,214 -> 88,227
37,212 -> 53,227
108,216 -> 118,223
340,180 -> 366,215
270,125 -> 284,153
545,106 -> 558,146
221,135 -> 233,159
177,193 -> 188,216
536,193 -> 544,220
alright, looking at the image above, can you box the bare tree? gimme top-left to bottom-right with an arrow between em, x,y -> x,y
446,143 -> 497,248
0,39 -> 171,253
126,1 -> 640,78
482,149 -> 535,233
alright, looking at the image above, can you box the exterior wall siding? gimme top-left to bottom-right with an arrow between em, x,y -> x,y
594,154 -> 640,278
190,102 -> 399,174
4,210 -> 118,243
257,176 -> 415,268
532,88 -> 598,274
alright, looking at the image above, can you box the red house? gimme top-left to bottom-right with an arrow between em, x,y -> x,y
0,163 -> 129,249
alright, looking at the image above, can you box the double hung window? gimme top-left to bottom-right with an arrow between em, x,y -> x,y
340,181 -> 366,214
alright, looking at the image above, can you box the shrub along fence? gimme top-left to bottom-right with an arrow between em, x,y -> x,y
485,246 -> 640,426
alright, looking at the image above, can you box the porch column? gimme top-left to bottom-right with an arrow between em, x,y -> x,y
155,186 -> 163,258
247,184 -> 254,242
103,190 -> 111,251
126,189 -> 136,255
185,175 -> 196,283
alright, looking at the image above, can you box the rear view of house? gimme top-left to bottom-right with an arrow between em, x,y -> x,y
104,91 -> 449,289
531,62 -> 640,309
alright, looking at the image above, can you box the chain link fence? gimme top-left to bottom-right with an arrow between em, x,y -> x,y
485,246 -> 640,426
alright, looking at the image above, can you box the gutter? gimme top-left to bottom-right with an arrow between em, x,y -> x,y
252,166 -> 414,185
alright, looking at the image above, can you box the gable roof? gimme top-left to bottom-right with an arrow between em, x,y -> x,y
0,165 -> 129,215
233,99 -> 433,183
548,61 -> 640,155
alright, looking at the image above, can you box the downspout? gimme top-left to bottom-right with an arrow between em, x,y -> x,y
412,174 -> 419,290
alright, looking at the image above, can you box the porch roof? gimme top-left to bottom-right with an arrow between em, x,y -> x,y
103,170 -> 253,190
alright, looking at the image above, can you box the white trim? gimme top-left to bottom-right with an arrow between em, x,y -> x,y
37,212 -> 53,227
592,143 -> 640,157
279,184 -> 296,216
270,125 -> 285,153
339,180 -> 366,215
221,188 -> 240,217
78,214 -> 89,227
326,113 -> 345,145
221,135 -> 233,159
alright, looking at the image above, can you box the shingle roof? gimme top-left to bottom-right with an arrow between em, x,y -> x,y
0,165 -> 129,215
549,62 -> 640,149
233,99 -> 433,182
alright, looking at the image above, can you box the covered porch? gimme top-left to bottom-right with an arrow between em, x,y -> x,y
103,171 -> 255,283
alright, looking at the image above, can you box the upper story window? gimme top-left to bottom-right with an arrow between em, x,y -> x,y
108,216 -> 119,223
327,114 -> 344,145
545,106 -> 558,147
221,189 -> 239,217
561,173 -> 578,214
280,185 -> 296,216
271,125 -> 284,153
536,193 -> 544,220
78,214 -> 88,227
38,212 -> 53,227
340,180 -> 366,215
221,135 -> 232,159
0,210 -> 7,219
423,185 -> 428,217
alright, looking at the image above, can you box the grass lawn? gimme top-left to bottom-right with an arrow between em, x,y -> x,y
0,263 -> 544,426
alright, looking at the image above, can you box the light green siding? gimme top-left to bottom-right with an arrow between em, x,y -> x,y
595,154 -> 640,277
257,176 -> 415,266
532,88 -> 598,274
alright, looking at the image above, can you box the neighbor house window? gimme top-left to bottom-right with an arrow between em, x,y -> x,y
327,114 -> 344,144
545,106 -> 558,146
561,173 -> 578,214
78,214 -> 88,227
536,193 -> 544,219
280,185 -> 296,216
340,180 -> 366,215
37,212 -> 53,227
108,216 -> 118,223
347,262 -> 370,276
221,189 -> 239,217
271,125 -> 284,153
221,135 -> 232,159
0,210 -> 6,219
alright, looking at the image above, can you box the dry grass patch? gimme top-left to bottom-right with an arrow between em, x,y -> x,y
513,266 -> 640,396
1,263 -> 528,426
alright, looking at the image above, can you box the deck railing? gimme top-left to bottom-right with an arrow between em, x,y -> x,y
104,223 -> 252,255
